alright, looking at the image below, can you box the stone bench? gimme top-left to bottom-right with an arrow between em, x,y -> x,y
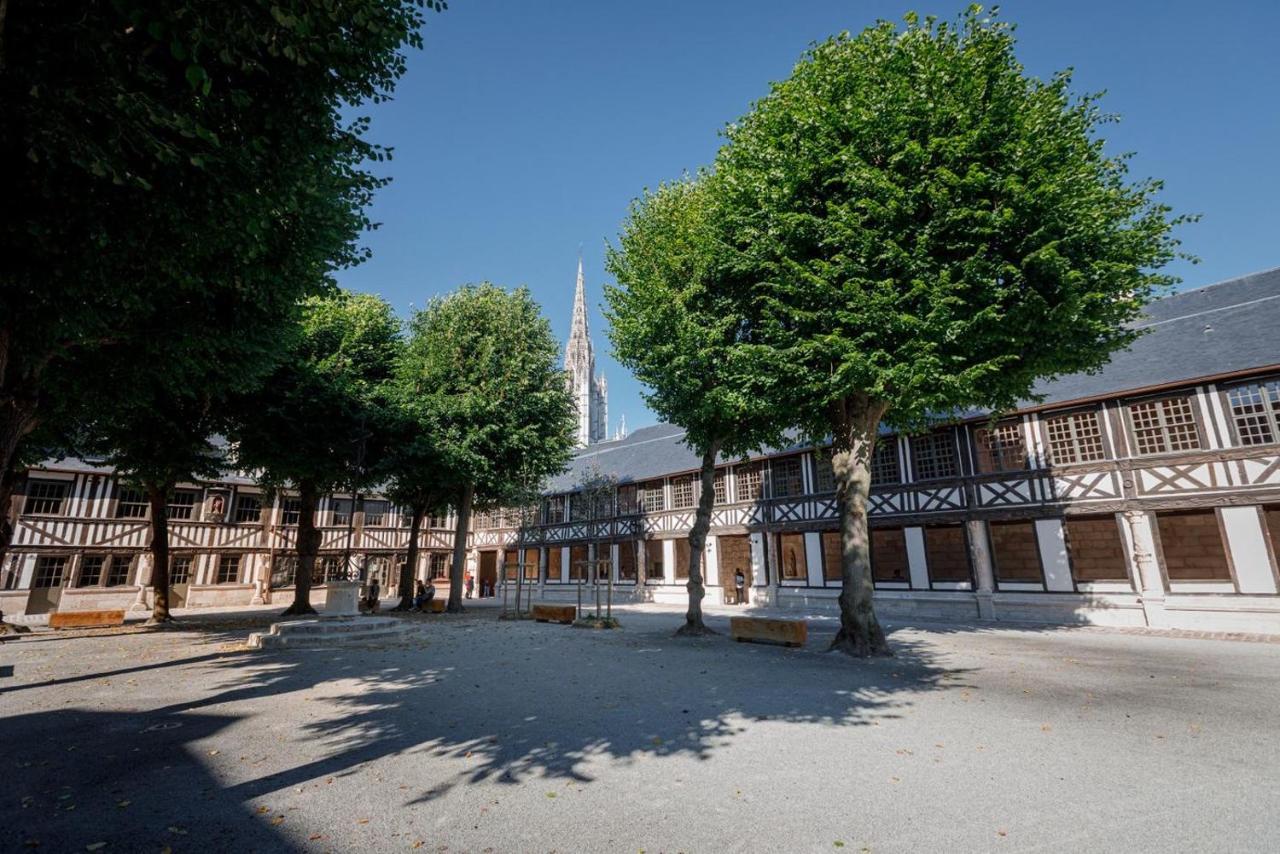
729,616 -> 807,648
531,603 -> 576,625
49,610 -> 126,630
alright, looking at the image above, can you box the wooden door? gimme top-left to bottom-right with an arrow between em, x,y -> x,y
718,535 -> 751,604
479,550 -> 497,594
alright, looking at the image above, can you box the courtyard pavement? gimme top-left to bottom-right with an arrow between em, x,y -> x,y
1,602 -> 1277,853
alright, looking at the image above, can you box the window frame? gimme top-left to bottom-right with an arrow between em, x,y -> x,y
1040,407 -> 1109,466
24,479 -> 69,516
1124,394 -> 1204,457
233,494 -> 263,524
734,463 -> 763,503
671,475 -> 696,510
215,554 -> 243,585
910,431 -> 959,481
972,420 -> 1029,474
770,456 -> 804,499
870,439 -> 902,486
167,489 -> 200,521
1222,377 -> 1280,447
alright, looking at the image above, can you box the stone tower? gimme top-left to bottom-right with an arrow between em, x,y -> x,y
565,255 -> 607,447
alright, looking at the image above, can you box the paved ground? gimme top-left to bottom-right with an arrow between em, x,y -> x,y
2,602 -> 1278,853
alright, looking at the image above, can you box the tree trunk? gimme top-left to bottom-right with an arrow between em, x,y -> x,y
447,484 -> 473,613
283,481 -> 320,616
0,465 -> 26,618
395,504 -> 424,611
145,480 -> 174,624
828,395 -> 892,657
676,439 -> 722,637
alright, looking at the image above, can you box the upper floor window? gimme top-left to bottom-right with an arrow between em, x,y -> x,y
569,493 -> 592,522
735,463 -> 763,502
116,486 -> 149,519
1128,396 -> 1201,455
280,497 -> 302,526
639,481 -> 665,513
870,440 -> 901,485
429,511 -> 450,529
910,432 -> 958,481
25,480 -> 68,516
363,500 -> 389,527
617,485 -> 638,515
331,498 -> 353,527
545,496 -> 565,525
713,470 -> 728,504
813,451 -> 835,493
672,475 -> 696,509
770,457 -> 804,498
1226,379 -> 1280,446
973,420 -> 1027,473
234,494 -> 262,524
1044,410 -> 1107,464
168,489 -> 200,520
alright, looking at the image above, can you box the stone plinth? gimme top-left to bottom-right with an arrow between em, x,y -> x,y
324,580 -> 361,616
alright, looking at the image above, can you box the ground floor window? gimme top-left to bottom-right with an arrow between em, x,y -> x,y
170,554 -> 194,584
216,554 -> 242,585
616,540 -> 637,582
674,539 -> 691,580
77,555 -> 106,587
270,554 -> 298,588
32,556 -> 66,588
645,540 -> 664,583
872,528 -> 910,583
569,545 -> 588,581
1064,516 -> 1129,582
105,555 -> 133,587
366,555 -> 393,588
924,525 -> 970,584
1155,510 -> 1231,581
504,549 -> 519,581
428,552 -> 449,581
318,556 -> 344,582
820,531 -> 842,583
521,547 -> 538,580
544,546 -> 562,582
989,520 -> 1043,584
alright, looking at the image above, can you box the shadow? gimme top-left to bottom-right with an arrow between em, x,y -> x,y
0,651 -> 232,695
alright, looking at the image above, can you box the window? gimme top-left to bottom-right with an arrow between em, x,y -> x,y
813,451 -> 835,493
771,457 -> 803,498
735,463 -> 763,502
673,539 -> 691,580
25,480 -> 68,515
1044,410 -> 1107,464
105,555 -> 132,586
820,531 -> 842,582
428,553 -> 449,580
639,481 -> 665,513
1155,510 -> 1230,581
778,533 -> 807,581
617,485 -> 638,515
429,511 -> 450,529
974,421 -> 1028,473
331,499 -> 353,526
523,547 -> 539,580
988,521 -> 1042,583
280,498 -> 302,526
216,555 -> 242,584
234,495 -> 262,524
32,556 -> 66,587
871,441 -> 901,485
363,500 -> 388,527
169,554 -> 193,584
115,486 -> 148,519
397,506 -> 414,527
672,475 -> 696,509
569,544 -> 588,580
911,432 -> 958,480
545,546 -> 562,582
1064,516 -> 1128,582
319,556 -> 345,582
569,493 -> 591,522
1128,396 -> 1201,455
270,555 -> 298,588
713,471 -> 728,504
167,489 -> 199,520
617,541 -> 637,581
77,555 -> 105,587
645,540 -> 664,583
545,496 -> 565,524
1226,380 -> 1280,446
504,549 -> 519,581
923,525 -> 969,583
872,528 -> 910,583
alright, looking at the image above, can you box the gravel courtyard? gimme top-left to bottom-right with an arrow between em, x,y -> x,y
2,603 -> 1277,853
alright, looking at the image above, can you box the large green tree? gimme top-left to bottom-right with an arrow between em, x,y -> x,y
400,285 -> 577,613
0,0 -> 438,527
231,291 -> 401,616
607,176 -> 788,635
714,9 -> 1185,656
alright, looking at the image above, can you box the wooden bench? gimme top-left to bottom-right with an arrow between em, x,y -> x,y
531,603 -> 576,625
49,610 -> 126,630
427,598 -> 446,613
729,616 -> 807,648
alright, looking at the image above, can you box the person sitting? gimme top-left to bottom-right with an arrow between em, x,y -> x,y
413,580 -> 435,611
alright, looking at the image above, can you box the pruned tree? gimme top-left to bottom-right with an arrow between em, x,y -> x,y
231,291 -> 401,616
606,176 -> 789,636
714,8 -> 1186,655
399,284 -> 577,613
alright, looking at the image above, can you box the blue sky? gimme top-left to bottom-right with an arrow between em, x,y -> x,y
335,0 -> 1280,432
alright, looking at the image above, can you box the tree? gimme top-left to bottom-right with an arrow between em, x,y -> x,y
606,176 -> 788,635
713,8 -> 1185,656
0,0 -> 439,517
400,285 -> 577,613
231,291 -> 401,616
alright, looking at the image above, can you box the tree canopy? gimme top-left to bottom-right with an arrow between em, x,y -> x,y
712,7 -> 1186,655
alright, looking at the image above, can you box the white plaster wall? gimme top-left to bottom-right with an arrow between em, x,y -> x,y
1035,518 -> 1075,592
803,531 -> 824,587
705,535 -> 719,586
749,532 -> 767,587
905,527 -> 929,590
662,539 -> 675,584
559,547 -> 570,582
1220,507 -> 1279,594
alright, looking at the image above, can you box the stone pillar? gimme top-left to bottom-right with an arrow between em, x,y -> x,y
967,519 -> 996,620
1123,509 -> 1166,627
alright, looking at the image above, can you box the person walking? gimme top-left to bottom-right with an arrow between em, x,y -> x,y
465,572 -> 475,599
367,577 -> 381,613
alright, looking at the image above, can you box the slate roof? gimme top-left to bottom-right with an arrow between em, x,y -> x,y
549,267 -> 1280,492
